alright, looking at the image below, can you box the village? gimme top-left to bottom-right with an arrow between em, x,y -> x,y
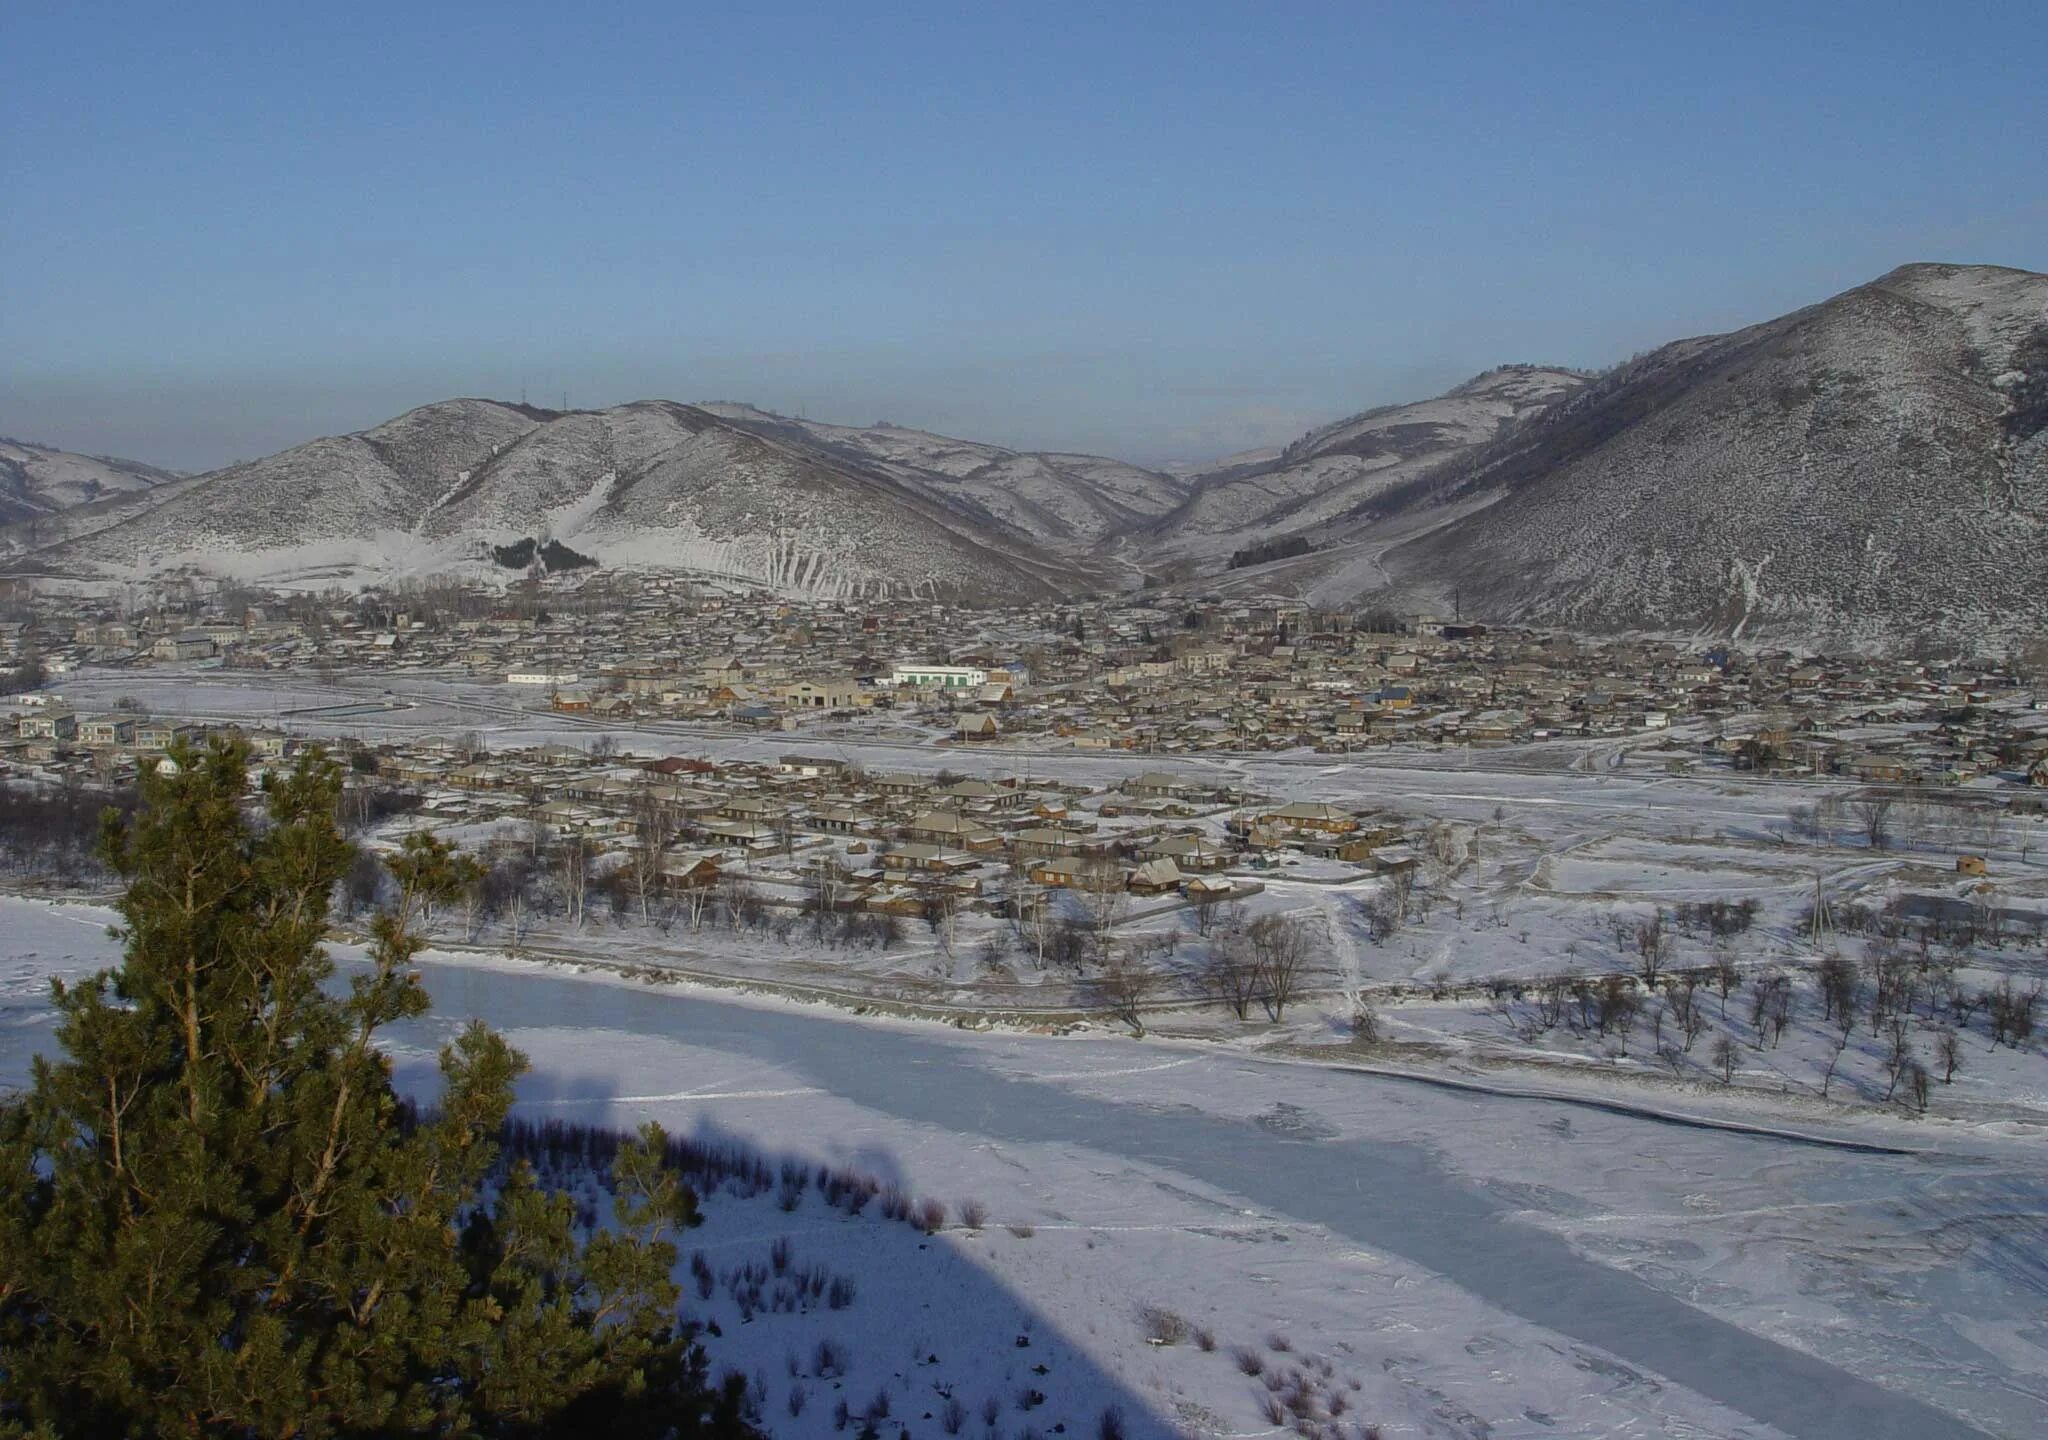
3,577 -> 2045,1106
6,573 -> 2048,785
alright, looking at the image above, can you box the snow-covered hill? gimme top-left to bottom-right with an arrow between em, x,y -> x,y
0,436 -> 178,527
7,398 -> 1088,601
699,404 -> 1188,554
9,260 -> 2044,649
1142,366 -> 1588,561
420,401 -> 1085,601
1366,263 -> 2048,650
2,399 -> 553,588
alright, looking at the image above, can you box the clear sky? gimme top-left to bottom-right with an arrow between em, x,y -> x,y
3,1 -> 2042,472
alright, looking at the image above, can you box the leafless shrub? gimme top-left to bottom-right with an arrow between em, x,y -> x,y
1195,1325 -> 1217,1352
958,1198 -> 989,1229
1267,1331 -> 1293,1353
914,1196 -> 947,1233
1007,1223 -> 1036,1239
941,1397 -> 967,1434
1140,1305 -> 1190,1345
1260,1395 -> 1287,1426
1233,1346 -> 1265,1377
788,1385 -> 809,1418
1097,1405 -> 1126,1440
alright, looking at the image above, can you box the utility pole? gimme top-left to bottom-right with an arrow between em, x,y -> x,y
1809,873 -> 1835,954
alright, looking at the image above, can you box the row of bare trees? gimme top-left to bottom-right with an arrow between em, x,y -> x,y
1202,915 -> 1317,1022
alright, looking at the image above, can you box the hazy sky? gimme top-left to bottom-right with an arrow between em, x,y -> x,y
4,2 -> 2042,472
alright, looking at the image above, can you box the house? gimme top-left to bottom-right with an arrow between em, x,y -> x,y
136,722 -> 190,751
937,777 -> 1023,809
778,754 -> 845,778
955,712 -> 1000,742
694,817 -> 781,848
882,844 -> 982,877
1011,826 -> 1088,859
903,810 -> 1002,850
1126,857 -> 1184,896
644,755 -> 716,777
805,805 -> 869,835
1369,844 -> 1420,874
18,708 -> 76,741
77,715 -> 137,746
1257,801 -> 1358,835
871,772 -> 930,797
657,850 -> 721,889
1027,855 -> 1109,889
781,678 -> 870,710
1124,772 -> 1206,801
1138,833 -> 1231,870
152,630 -> 216,662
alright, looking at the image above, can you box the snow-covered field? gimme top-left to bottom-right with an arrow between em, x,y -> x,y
5,897 -> 2043,1439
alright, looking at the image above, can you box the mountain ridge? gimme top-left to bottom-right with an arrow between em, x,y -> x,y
5,260 -> 2044,651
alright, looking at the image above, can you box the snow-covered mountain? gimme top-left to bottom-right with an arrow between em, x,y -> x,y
9,260 -> 2044,649
5,399 -> 1090,601
697,404 -> 1187,553
0,437 -> 178,527
1356,263 -> 2048,649
1141,366 -> 1589,560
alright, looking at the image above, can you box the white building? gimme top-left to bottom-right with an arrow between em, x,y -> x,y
890,664 -> 988,689
507,671 -> 580,686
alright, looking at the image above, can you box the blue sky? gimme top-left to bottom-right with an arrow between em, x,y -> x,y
3,1 -> 2042,471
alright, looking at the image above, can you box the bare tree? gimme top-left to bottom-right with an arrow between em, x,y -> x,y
1090,955 -> 1161,1035
1080,857 -> 1128,959
1631,910 -> 1673,987
1246,914 -> 1315,1022
503,885 -> 530,956
555,833 -> 591,927
625,779 -> 675,922
1711,950 -> 1740,1019
1204,933 -> 1263,1021
1852,792 -> 1894,852
1882,1018 -> 1915,1102
1935,1027 -> 1961,1084
924,888 -> 961,958
459,864 -> 491,941
1816,955 -> 1857,1022
1712,1033 -> 1738,1084
1819,1007 -> 1854,1099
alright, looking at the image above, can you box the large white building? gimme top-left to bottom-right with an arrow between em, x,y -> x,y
507,671 -> 580,686
890,663 -> 988,689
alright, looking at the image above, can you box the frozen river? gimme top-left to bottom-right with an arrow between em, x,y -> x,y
393,958 -> 2018,1440
6,895 -> 2037,1438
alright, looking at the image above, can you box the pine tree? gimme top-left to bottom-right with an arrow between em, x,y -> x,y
1,739 -> 741,1438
